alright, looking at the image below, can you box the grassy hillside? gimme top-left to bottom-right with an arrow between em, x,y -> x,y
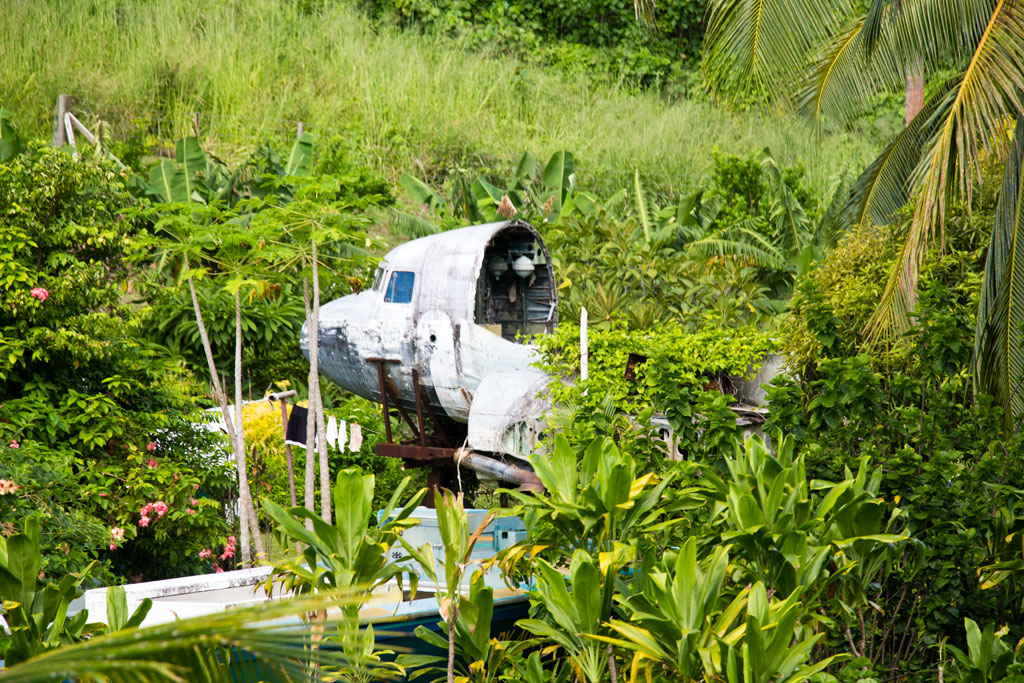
1,0 -> 880,198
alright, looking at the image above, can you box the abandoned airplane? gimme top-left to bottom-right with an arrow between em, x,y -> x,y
301,220 -> 557,490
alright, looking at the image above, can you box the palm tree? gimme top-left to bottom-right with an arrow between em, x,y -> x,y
701,0 -> 1024,421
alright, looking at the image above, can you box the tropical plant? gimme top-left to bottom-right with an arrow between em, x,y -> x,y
0,107 -> 25,163
0,588 -> 378,683
517,549 -> 615,683
263,470 -> 426,682
0,516 -> 99,667
700,434 -> 907,609
399,150 -> 591,227
497,435 -> 700,575
0,142 -> 235,582
701,0 -> 1024,418
398,488 -> 497,683
598,537 -> 748,681
262,469 -> 426,598
945,618 -> 1024,683
398,569 -> 526,683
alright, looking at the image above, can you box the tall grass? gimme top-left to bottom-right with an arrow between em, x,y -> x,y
0,0 -> 877,196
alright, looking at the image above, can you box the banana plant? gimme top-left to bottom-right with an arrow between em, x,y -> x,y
399,150 -> 592,226
144,133 -> 314,205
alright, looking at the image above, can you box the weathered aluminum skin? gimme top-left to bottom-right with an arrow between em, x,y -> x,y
301,221 -> 556,460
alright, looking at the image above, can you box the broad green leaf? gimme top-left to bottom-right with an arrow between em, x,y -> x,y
285,132 -> 314,177
175,137 -> 207,201
399,173 -> 444,210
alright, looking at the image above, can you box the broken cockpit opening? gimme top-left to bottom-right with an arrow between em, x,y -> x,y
475,225 -> 557,342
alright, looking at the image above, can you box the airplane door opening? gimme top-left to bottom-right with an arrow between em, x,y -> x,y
474,226 -> 557,341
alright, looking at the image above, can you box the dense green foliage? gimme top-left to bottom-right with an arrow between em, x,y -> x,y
360,0 -> 706,88
0,143 -> 234,583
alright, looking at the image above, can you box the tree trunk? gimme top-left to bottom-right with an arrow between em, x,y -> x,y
235,291 -> 264,560
302,279 -> 317,530
447,601 -> 457,683
312,239 -> 332,524
905,57 -> 924,126
185,260 -> 250,563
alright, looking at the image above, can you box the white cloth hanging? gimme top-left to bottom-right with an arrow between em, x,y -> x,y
326,416 -> 339,451
349,422 -> 363,452
337,420 -> 348,452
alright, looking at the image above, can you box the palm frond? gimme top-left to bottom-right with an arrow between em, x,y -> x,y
837,76 -> 957,233
814,171 -> 851,251
975,117 -> 1024,425
1,590 -> 382,683
870,0 -> 1024,336
797,16 -> 901,124
703,0 -> 852,104
686,231 -> 786,270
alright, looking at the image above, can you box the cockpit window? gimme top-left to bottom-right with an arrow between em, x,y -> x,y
383,271 -> 415,304
371,265 -> 387,292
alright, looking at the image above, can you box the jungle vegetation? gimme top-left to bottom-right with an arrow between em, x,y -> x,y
2,0 -> 1024,681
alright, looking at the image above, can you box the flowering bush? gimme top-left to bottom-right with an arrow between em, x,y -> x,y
0,145 -> 233,582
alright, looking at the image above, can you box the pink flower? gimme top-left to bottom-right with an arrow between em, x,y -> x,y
220,549 -> 233,560
111,526 -> 125,541
0,479 -> 20,495
146,442 -> 157,451
186,508 -> 196,515
193,483 -> 200,490
109,542 -> 117,551
146,458 -> 157,469
173,472 -> 180,482
9,440 -> 19,449
189,497 -> 199,506
98,492 -> 107,497
199,548 -> 212,559
139,503 -> 152,516
30,288 -> 48,302
138,515 -> 150,527
215,566 -> 224,573
153,501 -> 168,518
228,536 -> 236,544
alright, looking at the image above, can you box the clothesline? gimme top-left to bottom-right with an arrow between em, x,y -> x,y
201,400 -> 375,451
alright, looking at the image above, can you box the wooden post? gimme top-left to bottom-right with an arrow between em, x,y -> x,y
64,114 -> 77,157
193,112 -> 200,138
53,95 -> 71,147
297,121 -> 304,138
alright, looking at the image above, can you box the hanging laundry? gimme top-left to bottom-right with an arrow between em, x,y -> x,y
348,422 -> 363,452
285,405 -> 316,449
337,420 -> 348,452
326,416 -> 338,451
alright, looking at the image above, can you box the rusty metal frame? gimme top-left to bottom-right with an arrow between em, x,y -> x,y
366,358 -> 422,444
